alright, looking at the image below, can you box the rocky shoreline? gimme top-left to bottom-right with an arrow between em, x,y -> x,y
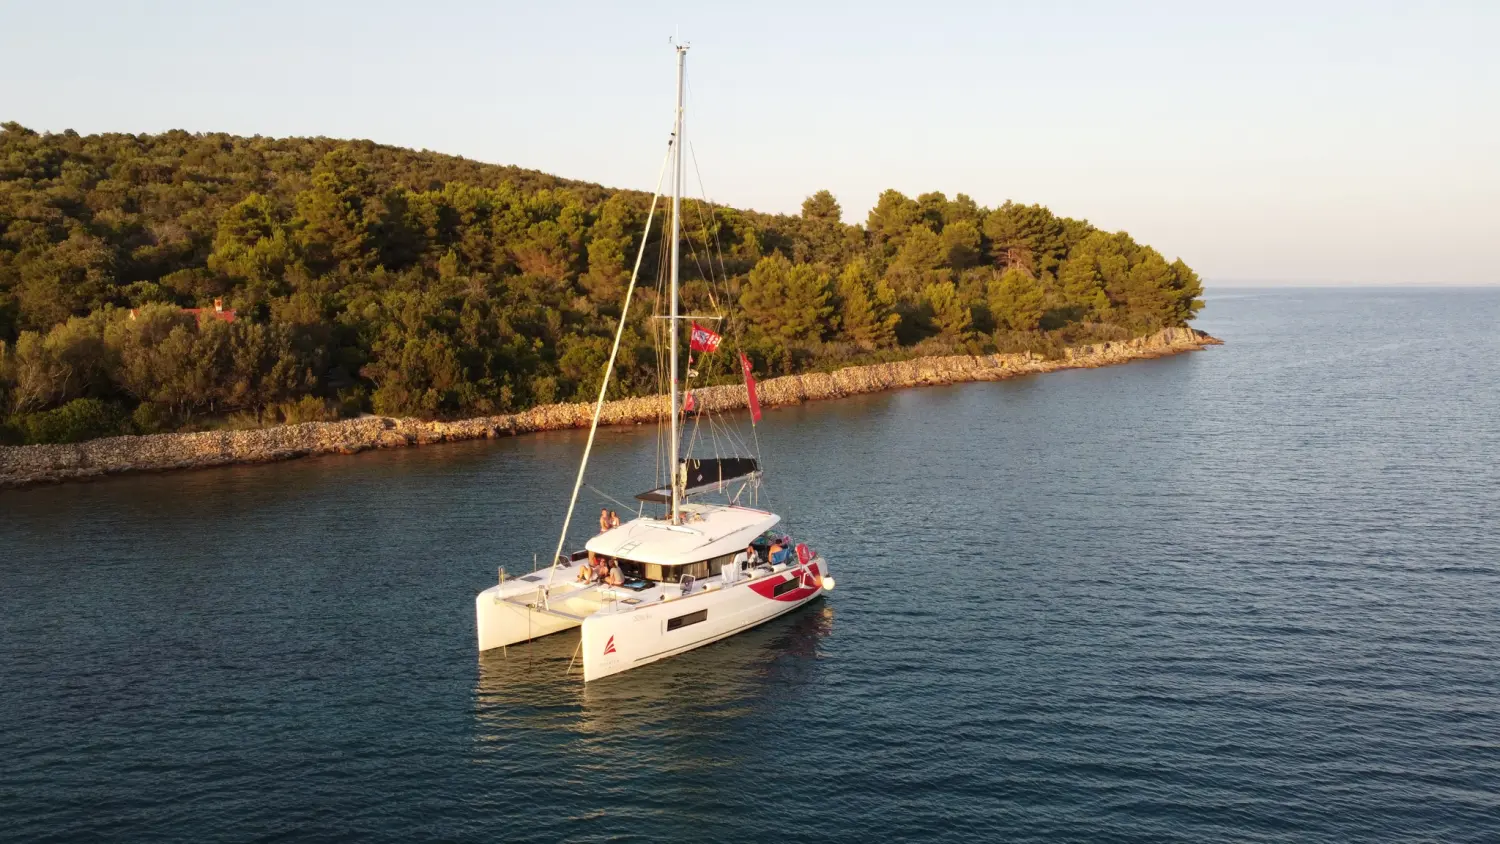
0,327 -> 1220,489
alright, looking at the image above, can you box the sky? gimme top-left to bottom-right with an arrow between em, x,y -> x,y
2,0 -> 1497,285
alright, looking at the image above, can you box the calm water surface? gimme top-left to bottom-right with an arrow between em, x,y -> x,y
3,288 -> 1499,842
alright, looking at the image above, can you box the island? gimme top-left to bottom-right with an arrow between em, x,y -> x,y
0,123 -> 1217,486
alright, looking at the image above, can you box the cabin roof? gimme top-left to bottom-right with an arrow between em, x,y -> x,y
585,503 -> 779,566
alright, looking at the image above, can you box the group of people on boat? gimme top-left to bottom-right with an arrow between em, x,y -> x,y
578,549 -> 625,586
598,509 -> 622,532
744,535 -> 791,567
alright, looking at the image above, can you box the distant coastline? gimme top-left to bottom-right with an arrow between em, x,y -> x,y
0,327 -> 1220,489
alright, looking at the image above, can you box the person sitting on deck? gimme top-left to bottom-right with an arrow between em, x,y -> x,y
607,560 -> 625,586
592,555 -> 610,582
577,563 -> 593,583
599,508 -> 611,533
769,541 -> 785,564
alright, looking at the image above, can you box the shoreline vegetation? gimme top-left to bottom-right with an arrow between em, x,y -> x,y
0,327 -> 1218,488
2,126 -> 1205,450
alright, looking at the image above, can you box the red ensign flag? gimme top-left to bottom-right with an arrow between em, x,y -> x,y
689,322 -> 722,353
739,351 -> 762,423
682,390 -> 696,414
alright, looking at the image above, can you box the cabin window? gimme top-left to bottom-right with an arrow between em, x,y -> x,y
667,609 -> 707,631
772,577 -> 802,597
654,560 -> 710,583
706,553 -> 737,576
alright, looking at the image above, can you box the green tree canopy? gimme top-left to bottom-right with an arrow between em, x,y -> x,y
740,253 -> 834,343
0,125 -> 1205,443
989,268 -> 1046,332
836,259 -> 899,350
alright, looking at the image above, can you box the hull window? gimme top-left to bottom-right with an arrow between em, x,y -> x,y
666,609 -> 708,631
772,577 -> 802,597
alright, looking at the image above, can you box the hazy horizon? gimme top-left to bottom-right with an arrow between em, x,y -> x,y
3,0 -> 1496,286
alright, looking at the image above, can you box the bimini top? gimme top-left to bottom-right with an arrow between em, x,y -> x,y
585,503 -> 780,566
636,457 -> 760,504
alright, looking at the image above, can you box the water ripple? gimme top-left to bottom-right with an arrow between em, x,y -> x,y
2,288 -> 1499,842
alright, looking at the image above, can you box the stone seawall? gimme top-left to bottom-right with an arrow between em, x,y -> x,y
0,327 -> 1220,488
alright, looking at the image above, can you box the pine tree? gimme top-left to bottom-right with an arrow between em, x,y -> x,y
988,268 -> 1046,331
1168,259 -> 1205,326
923,281 -> 971,341
837,259 -> 899,349
983,201 -> 1067,277
940,220 -> 982,270
801,190 -> 841,222
1057,253 -> 1106,320
740,254 -> 833,343
865,189 -> 922,259
294,148 -> 380,274
209,193 -> 294,287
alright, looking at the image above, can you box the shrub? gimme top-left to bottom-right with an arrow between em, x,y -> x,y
130,401 -> 176,434
337,386 -> 369,419
16,398 -> 125,444
277,394 -> 334,424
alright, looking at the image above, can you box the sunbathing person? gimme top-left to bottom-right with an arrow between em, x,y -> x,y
607,560 -> 625,586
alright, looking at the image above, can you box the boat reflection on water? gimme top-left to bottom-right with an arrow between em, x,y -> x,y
472,602 -> 834,757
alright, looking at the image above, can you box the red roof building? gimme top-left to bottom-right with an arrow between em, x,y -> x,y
129,298 -> 237,323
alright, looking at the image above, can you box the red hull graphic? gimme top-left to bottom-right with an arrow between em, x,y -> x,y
748,562 -> 822,602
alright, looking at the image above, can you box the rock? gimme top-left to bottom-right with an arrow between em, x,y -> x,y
0,328 -> 1221,488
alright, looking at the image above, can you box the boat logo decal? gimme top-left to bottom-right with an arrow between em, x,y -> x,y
604,635 -> 617,656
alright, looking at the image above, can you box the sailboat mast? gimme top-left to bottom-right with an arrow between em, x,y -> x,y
668,43 -> 687,525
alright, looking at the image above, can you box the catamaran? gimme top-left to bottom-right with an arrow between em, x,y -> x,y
475,43 -> 833,682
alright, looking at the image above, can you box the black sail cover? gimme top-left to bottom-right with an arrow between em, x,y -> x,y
636,457 -> 760,503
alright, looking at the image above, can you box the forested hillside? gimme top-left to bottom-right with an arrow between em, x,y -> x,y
0,123 -> 1202,444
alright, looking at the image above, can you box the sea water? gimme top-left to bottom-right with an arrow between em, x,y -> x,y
2,287 -> 1498,842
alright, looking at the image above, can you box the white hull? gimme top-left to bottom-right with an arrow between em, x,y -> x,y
475,565 -> 592,651
582,558 -> 827,681
476,556 -> 829,681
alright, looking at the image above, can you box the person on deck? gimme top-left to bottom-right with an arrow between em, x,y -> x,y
599,508 -> 611,533
607,559 -> 625,586
593,555 -> 610,582
609,510 -> 621,529
769,541 -> 784,564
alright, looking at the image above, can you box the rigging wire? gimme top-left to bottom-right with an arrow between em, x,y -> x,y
687,141 -> 735,302
645,71 -> 773,517
544,144 -> 672,587
583,484 -> 641,518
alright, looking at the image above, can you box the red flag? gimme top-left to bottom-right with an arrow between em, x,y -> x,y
739,351 -> 762,423
682,390 -> 695,414
689,322 -> 722,353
